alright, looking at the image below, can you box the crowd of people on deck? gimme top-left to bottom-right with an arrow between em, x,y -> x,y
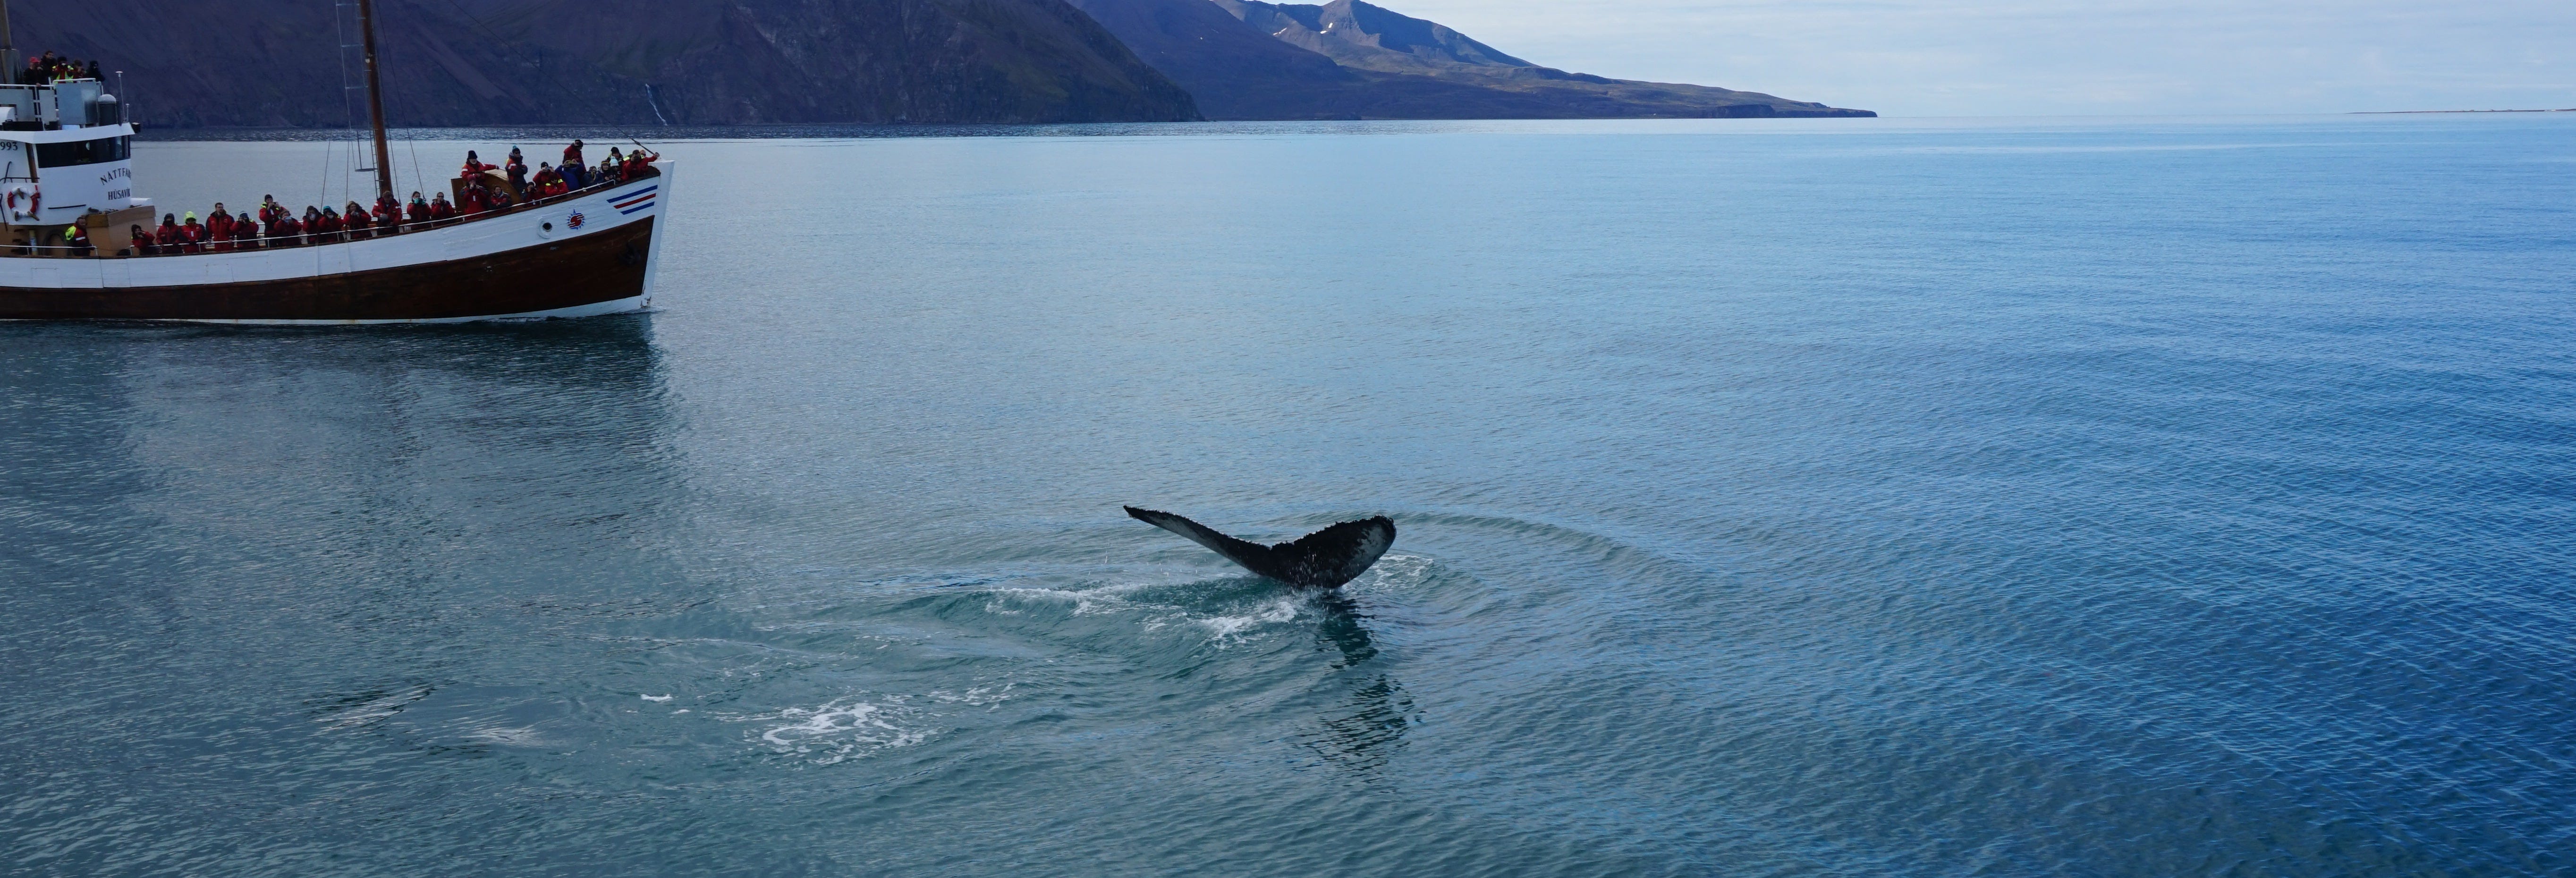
19,52 -> 103,85
108,140 -> 656,257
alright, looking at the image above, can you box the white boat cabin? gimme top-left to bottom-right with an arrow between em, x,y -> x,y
0,77 -> 146,253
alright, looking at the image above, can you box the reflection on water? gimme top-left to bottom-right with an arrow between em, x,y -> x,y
1312,592 -> 1377,667
1300,593 -> 1414,772
1305,674 -> 1416,773
0,315 -> 674,586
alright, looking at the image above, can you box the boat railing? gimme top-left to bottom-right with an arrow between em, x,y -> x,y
6,164 -> 659,259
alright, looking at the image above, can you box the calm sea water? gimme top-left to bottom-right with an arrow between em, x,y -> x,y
7,117 -> 2576,875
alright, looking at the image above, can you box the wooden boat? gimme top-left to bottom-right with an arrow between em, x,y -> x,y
0,0 -> 669,323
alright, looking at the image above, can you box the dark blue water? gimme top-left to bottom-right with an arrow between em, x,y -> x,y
7,117 -> 2575,875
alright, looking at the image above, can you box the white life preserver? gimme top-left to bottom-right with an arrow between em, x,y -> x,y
5,184 -> 36,221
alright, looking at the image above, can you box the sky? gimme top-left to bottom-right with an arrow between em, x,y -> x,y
1388,0 -> 2576,116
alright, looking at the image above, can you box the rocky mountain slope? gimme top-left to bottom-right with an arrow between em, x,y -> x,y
6,0 -> 1199,127
1067,0 -> 1873,119
7,0 -> 1860,126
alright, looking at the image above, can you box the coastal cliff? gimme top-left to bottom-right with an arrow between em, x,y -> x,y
5,0 -> 1200,127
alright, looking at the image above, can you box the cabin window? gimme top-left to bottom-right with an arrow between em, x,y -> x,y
35,135 -> 129,168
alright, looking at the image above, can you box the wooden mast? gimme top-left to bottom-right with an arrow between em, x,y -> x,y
1,0 -> 17,82
355,0 -> 395,203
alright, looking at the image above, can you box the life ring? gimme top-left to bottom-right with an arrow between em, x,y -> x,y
6,184 -> 36,221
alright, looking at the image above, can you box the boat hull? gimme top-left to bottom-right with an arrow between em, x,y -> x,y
0,165 -> 672,324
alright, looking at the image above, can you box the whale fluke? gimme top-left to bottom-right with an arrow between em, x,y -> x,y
1124,507 -> 1396,588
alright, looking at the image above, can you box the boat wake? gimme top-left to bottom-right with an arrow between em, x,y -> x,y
731,697 -> 931,766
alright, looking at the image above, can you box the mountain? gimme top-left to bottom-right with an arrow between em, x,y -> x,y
7,0 -> 1860,126
1064,0 -> 1873,119
1056,0 -> 1361,118
1219,0 -> 1534,73
5,0 -> 1199,127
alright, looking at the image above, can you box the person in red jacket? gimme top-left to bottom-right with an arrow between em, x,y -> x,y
259,195 -> 281,228
233,213 -> 260,250
340,201 -> 371,239
462,181 -> 491,214
462,150 -> 488,179
427,193 -> 456,220
207,212 -> 234,251
178,213 -> 208,253
271,210 -> 302,246
129,224 -> 155,256
374,195 -> 401,231
154,214 -> 182,252
407,192 -> 431,225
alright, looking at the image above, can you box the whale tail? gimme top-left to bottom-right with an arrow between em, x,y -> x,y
1124,507 -> 1396,588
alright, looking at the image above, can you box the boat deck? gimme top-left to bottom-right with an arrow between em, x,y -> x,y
4,165 -> 661,259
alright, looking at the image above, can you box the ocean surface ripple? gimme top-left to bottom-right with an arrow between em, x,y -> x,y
5,117 -> 2573,876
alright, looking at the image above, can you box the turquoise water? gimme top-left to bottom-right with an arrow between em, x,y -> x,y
7,117 -> 2576,875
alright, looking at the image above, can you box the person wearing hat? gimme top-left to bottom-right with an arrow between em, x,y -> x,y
505,147 -> 530,194
61,223 -> 89,256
